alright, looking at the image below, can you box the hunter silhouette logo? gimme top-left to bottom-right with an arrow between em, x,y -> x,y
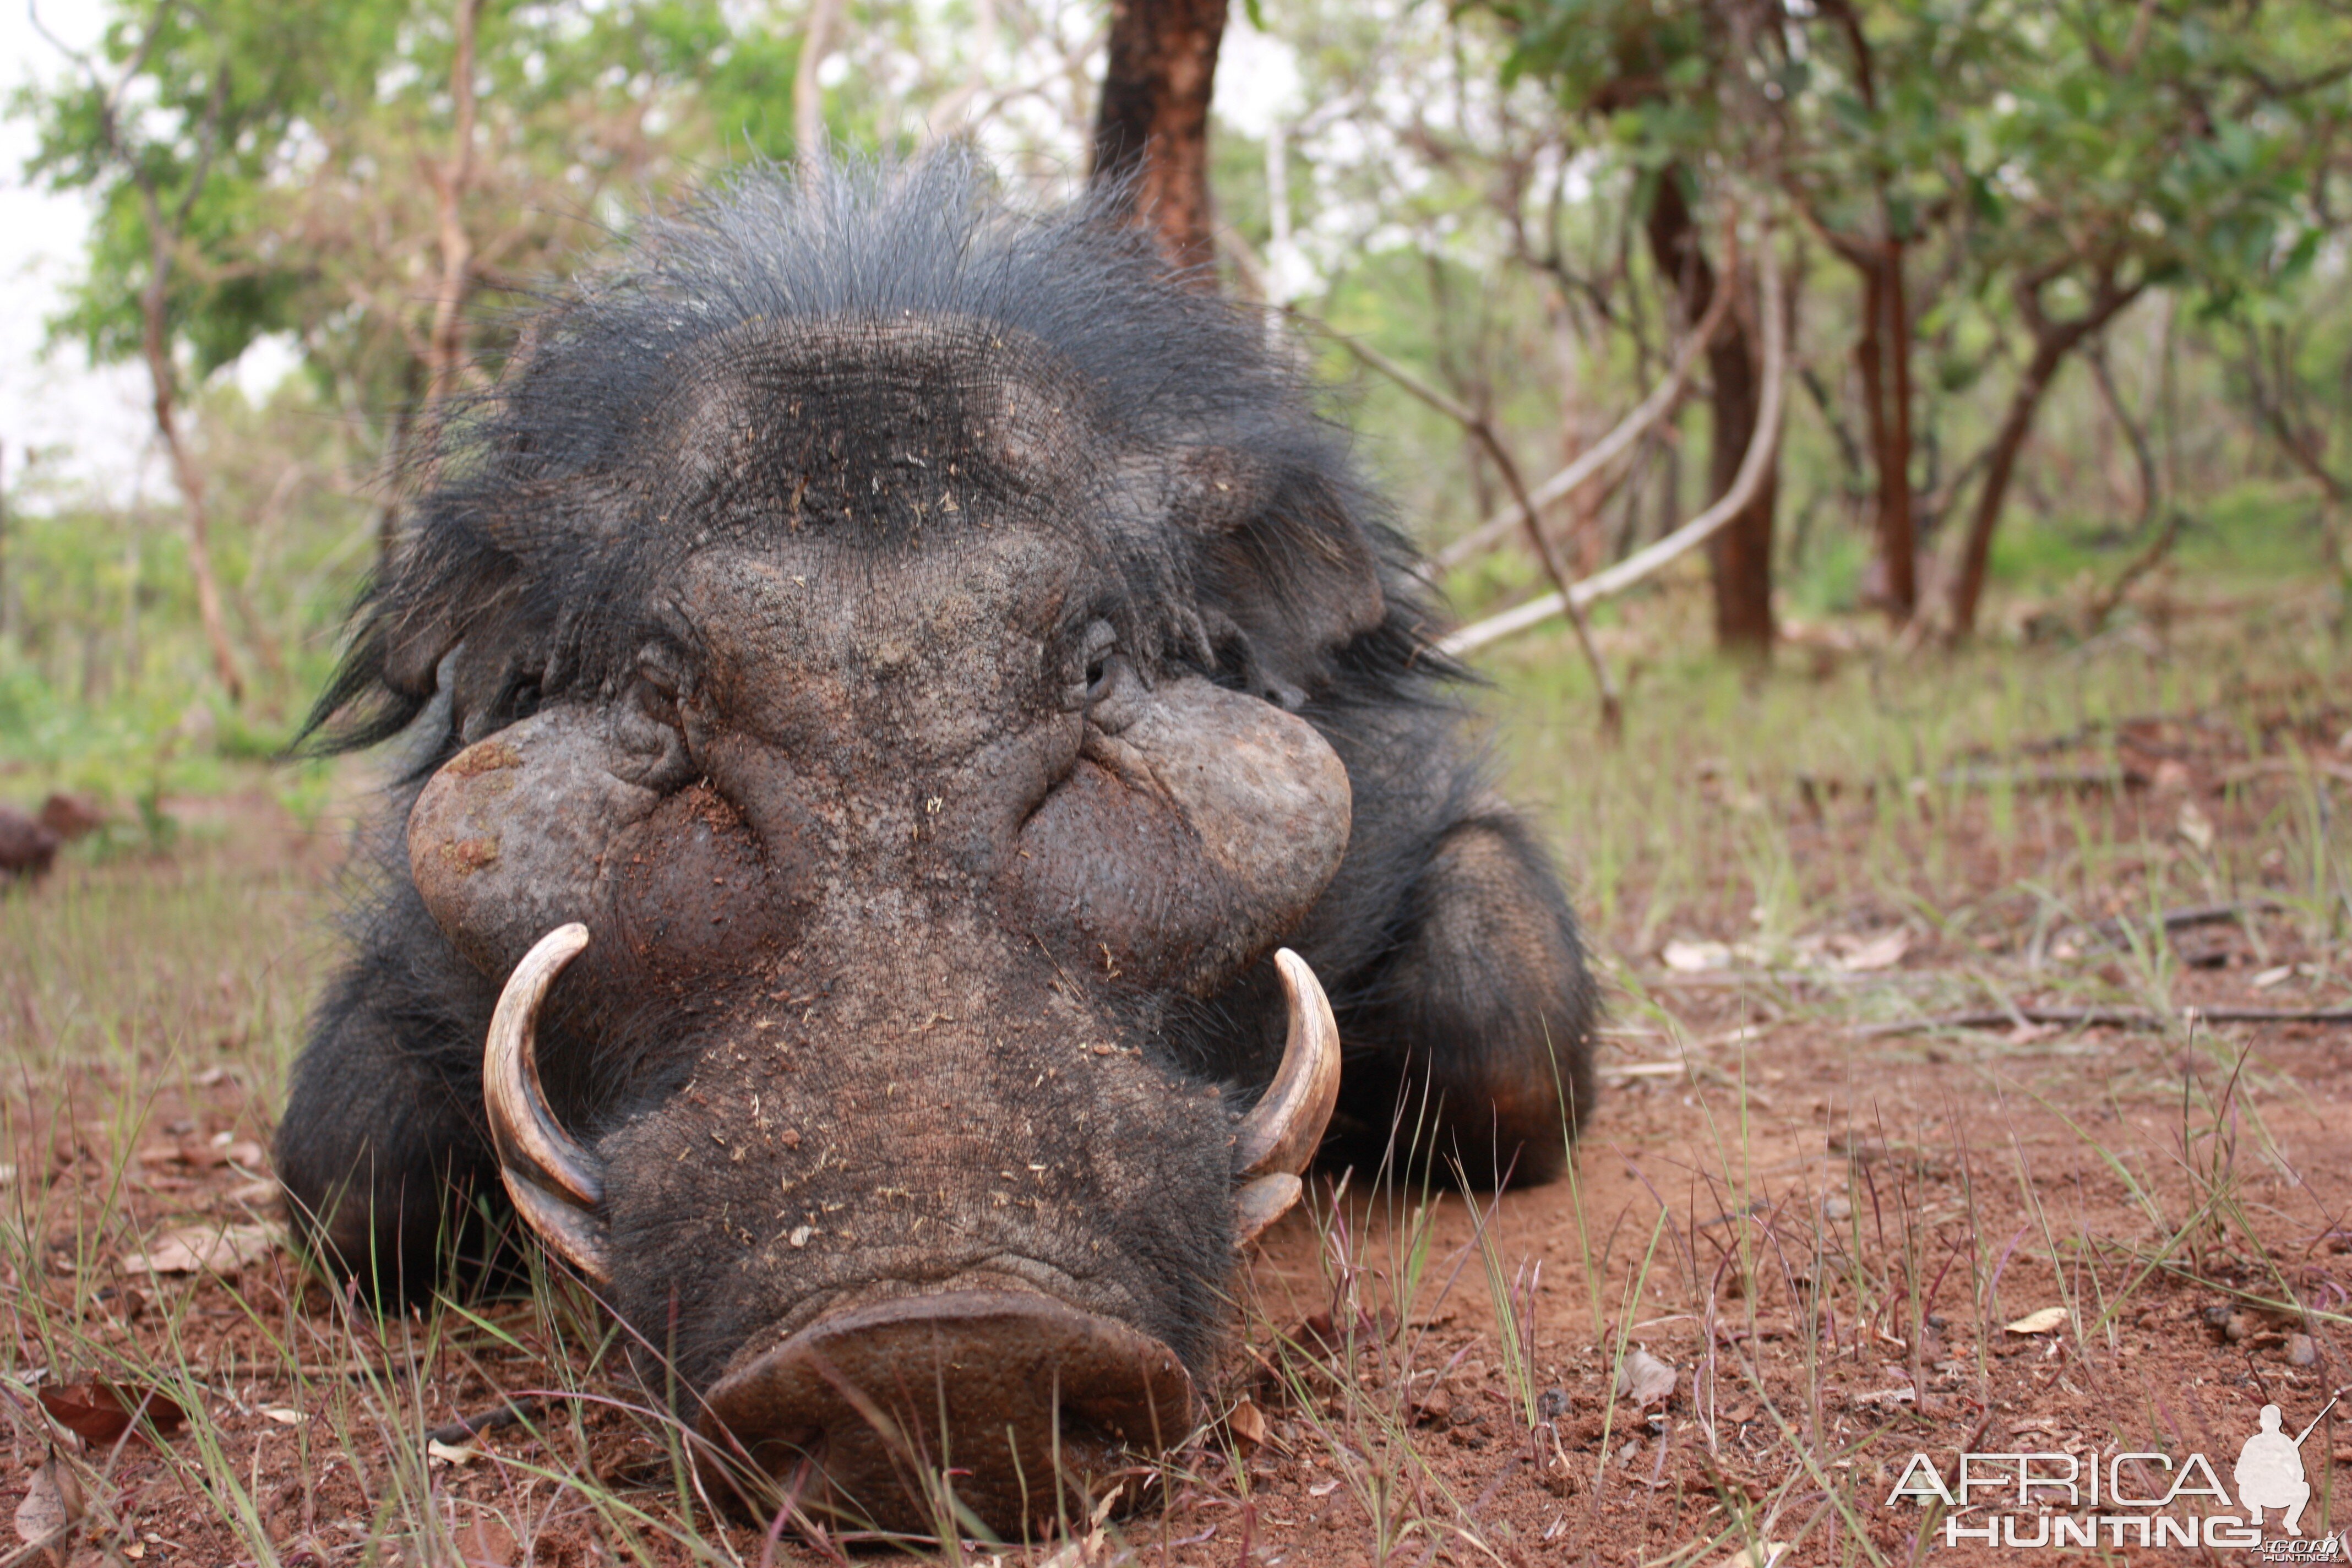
2236,1400 -> 2332,1536
1887,1387 -> 2348,1553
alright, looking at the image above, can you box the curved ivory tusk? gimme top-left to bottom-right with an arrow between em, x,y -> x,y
1232,949 -> 1342,1178
484,923 -> 611,1282
1234,1172 -> 1303,1246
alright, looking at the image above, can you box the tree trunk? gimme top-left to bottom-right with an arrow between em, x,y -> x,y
1945,336 -> 2067,640
1878,237 -> 1917,612
1645,167 -> 1774,655
1090,0 -> 1229,274
1846,246 -> 1917,618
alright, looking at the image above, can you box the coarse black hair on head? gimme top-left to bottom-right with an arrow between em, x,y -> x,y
297,149 -> 1461,762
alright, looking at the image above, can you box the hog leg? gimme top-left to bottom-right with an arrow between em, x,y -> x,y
275,880 -> 505,1298
1268,707 -> 1598,1190
1331,798 -> 1597,1186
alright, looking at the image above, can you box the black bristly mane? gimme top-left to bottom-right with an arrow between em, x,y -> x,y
300,154 -> 1463,767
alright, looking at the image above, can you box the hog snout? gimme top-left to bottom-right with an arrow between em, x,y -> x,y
478,925 -> 1344,1537
696,1289 -> 1194,1535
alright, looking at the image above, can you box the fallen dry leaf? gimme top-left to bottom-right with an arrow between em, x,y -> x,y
119,1221 -> 277,1276
1662,939 -> 1731,973
2176,799 -> 2215,853
40,1379 -> 188,1447
1224,1398 -> 1267,1452
1614,1347 -> 1677,1407
13,1451 -> 83,1545
260,1407 -> 305,1426
1836,929 -> 1910,972
2004,1306 -> 2070,1335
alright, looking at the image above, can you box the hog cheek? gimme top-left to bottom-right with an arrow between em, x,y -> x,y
1005,682 -> 1350,993
1005,758 -> 1238,990
1124,682 -> 1352,903
409,709 -> 665,983
608,785 -> 804,983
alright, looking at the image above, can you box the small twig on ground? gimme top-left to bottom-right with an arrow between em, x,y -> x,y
422,1397 -> 543,1447
1854,1006 -> 2352,1039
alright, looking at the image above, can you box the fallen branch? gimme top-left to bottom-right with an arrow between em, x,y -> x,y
1440,233 -> 1787,658
423,1397 -> 543,1447
1853,1005 -> 2352,1039
2075,900 -> 2287,950
1430,275 -> 1734,571
2218,757 -> 2352,788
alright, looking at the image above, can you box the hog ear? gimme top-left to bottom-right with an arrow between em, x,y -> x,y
1173,457 -> 1386,704
305,545 -> 536,753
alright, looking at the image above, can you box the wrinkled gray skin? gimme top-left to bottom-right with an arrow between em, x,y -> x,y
277,166 -> 1597,1539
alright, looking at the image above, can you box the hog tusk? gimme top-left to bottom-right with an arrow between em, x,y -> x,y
1233,949 -> 1342,1179
484,923 -> 612,1283
1234,1172 -> 1303,1246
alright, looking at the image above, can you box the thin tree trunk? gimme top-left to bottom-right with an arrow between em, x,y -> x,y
1879,236 -> 1917,609
424,0 -> 486,409
1646,167 -> 1773,655
1845,247 -> 1917,617
142,232 -> 241,706
97,20 -> 241,705
1091,0 -> 1229,274
1946,337 -> 2066,640
1946,279 -> 2142,638
1815,0 -> 1915,619
795,0 -> 843,165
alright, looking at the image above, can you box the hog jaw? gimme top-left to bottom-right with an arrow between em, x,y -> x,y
480,923 -> 1343,1531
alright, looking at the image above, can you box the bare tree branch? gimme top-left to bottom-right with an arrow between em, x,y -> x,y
1441,234 -> 1787,658
1322,322 -> 1625,733
1430,267 -> 1735,571
2085,330 -> 2159,532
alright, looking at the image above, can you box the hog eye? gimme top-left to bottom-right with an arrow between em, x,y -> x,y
1078,619 -> 1120,703
630,643 -> 695,733
1076,618 -> 1144,734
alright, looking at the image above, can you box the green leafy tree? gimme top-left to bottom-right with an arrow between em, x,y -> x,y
1935,2 -> 2350,636
1496,0 -> 2351,644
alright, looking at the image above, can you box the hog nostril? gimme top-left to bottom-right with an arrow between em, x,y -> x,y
697,1290 -> 1194,1538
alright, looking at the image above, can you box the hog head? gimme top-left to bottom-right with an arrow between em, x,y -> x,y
393,313 -> 1366,1535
